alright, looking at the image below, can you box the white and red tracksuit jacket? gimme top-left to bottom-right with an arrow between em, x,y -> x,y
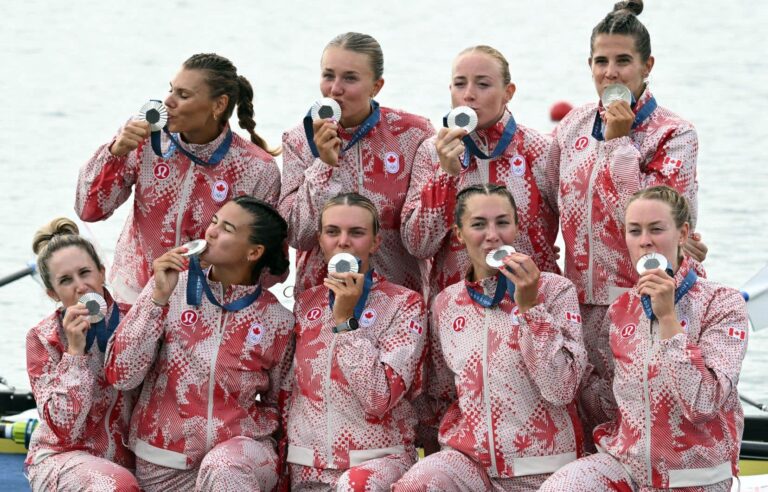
278,107 -> 435,296
590,258 -> 747,489
76,124 -> 282,304
286,272 -> 427,470
550,89 -> 698,305
26,297 -> 137,468
105,271 -> 295,470
425,271 -> 588,478
401,110 -> 560,302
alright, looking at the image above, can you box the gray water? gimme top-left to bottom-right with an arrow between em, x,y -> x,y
2,1 -> 767,409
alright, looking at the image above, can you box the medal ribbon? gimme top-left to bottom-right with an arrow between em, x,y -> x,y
466,272 -> 516,308
641,268 -> 697,320
186,256 -> 262,312
86,303 -> 120,353
328,269 -> 375,321
591,95 -> 657,141
304,100 -> 381,159
443,113 -> 517,169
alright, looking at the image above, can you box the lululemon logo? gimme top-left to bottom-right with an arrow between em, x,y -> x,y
574,136 -> 589,151
180,310 -> 199,326
621,324 -> 636,338
306,308 -> 322,321
153,163 -> 170,180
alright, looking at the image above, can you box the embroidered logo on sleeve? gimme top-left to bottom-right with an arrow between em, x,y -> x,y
408,319 -> 423,335
662,156 -> 683,171
728,327 -> 746,340
566,311 -> 582,324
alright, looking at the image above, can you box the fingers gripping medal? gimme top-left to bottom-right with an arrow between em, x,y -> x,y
486,245 -> 516,269
79,293 -> 107,323
601,84 -> 633,107
636,252 -> 670,275
311,97 -> 342,122
445,106 -> 478,134
328,252 -> 359,276
138,100 -> 168,131
180,239 -> 207,257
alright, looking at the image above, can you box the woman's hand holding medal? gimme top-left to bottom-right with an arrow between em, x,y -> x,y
313,119 -> 342,167
637,268 -> 681,337
62,303 -> 91,356
152,246 -> 190,306
110,120 -> 151,157
325,271 -> 364,325
435,127 -> 467,177
498,252 -> 540,314
603,99 -> 634,141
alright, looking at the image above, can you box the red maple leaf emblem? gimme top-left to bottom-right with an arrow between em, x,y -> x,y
216,183 -> 225,192
531,410 -> 558,452
387,154 -> 396,163
513,432 -> 532,453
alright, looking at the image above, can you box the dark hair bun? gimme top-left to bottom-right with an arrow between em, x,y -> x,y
613,0 -> 643,16
32,217 -> 79,255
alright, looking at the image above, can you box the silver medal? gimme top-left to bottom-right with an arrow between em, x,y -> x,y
601,84 -> 632,107
137,100 -> 168,131
181,239 -> 207,257
328,252 -> 359,275
446,106 -> 478,134
79,292 -> 107,323
636,253 -> 670,274
311,97 -> 342,121
485,245 -> 516,268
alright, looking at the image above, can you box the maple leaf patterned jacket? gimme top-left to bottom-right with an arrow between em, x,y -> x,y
104,270 -> 295,470
25,296 -> 138,468
75,123 -> 282,304
591,258 -> 747,489
426,271 -> 588,478
286,272 -> 427,470
278,107 -> 435,296
550,88 -> 699,305
401,110 -> 560,303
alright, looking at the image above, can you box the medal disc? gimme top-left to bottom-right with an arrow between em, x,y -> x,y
636,253 -> 670,274
328,252 -> 359,274
601,84 -> 632,107
311,98 -> 342,121
446,106 -> 478,133
138,100 -> 168,131
181,239 -> 207,257
79,292 -> 107,323
485,245 -> 516,268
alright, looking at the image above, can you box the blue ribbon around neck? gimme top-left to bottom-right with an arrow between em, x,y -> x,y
465,271 -> 517,308
641,268 -> 697,321
303,100 -> 381,159
148,109 -> 233,166
186,256 -> 262,312
442,112 -> 517,169
591,95 -> 657,142
328,268 -> 375,321
85,302 -> 120,353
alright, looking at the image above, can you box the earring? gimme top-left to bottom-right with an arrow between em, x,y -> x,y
213,112 -> 219,121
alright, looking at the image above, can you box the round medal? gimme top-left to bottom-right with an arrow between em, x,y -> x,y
311,97 -> 342,122
328,252 -> 359,275
138,100 -> 168,131
485,245 -> 516,269
446,106 -> 478,134
181,239 -> 207,257
636,253 -> 670,274
79,292 -> 107,323
601,84 -> 632,107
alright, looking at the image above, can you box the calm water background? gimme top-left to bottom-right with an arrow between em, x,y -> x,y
1,1 -> 767,407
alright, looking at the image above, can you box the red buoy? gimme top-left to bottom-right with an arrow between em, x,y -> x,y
550,101 -> 573,122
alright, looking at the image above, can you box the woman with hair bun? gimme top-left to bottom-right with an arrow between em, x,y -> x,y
76,53 -> 282,305
540,186 -> 746,491
26,218 -> 140,491
105,197 -> 295,491
278,32 -> 435,298
549,0 -> 705,437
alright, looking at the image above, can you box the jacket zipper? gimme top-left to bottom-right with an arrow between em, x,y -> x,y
584,152 -> 601,304
643,319 -> 654,485
206,284 -> 228,452
482,308 -> 498,474
325,334 -> 338,466
357,145 -> 363,192
174,165 -> 196,246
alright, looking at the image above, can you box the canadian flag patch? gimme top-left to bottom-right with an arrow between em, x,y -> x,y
408,319 -> 423,335
566,311 -> 582,324
728,327 -> 746,341
663,155 -> 683,170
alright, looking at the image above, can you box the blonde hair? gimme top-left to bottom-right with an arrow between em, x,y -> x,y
627,185 -> 690,228
319,193 -> 380,235
325,32 -> 384,80
456,45 -> 511,85
32,218 -> 103,291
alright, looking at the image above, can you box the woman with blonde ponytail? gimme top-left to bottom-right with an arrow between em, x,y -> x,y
76,53 -> 282,305
25,218 -> 139,491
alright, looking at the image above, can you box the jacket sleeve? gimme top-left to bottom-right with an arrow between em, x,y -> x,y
659,287 -> 748,424
334,291 -> 427,418
74,123 -> 144,222
400,137 -> 461,259
277,128 -> 345,251
104,278 -> 167,390
603,123 -> 699,228
517,276 -> 588,406
26,323 -> 97,441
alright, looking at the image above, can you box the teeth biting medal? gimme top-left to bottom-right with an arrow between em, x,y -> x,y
79,292 -> 107,323
137,100 -> 168,131
181,239 -> 207,257
446,106 -> 478,134
486,245 -> 516,268
311,97 -> 342,122
636,252 -> 670,274
328,252 -> 359,275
